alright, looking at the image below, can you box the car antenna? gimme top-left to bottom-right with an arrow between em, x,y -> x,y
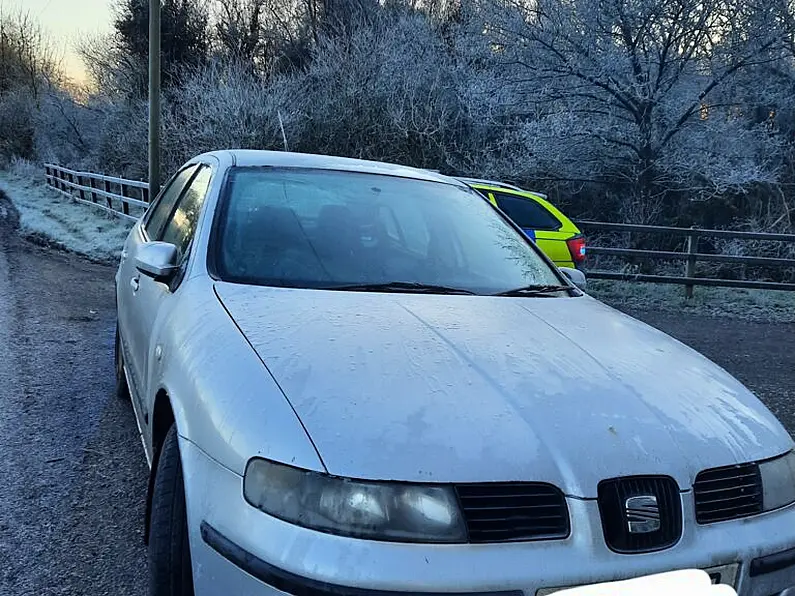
277,110 -> 289,152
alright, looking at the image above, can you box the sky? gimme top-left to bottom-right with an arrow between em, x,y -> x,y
2,0 -> 113,83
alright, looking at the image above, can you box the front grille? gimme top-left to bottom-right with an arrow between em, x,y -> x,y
597,476 -> 682,553
694,462 -> 763,524
455,482 -> 569,543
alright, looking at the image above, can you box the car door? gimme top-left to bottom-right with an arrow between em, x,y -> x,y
128,164 -> 213,413
118,164 -> 200,403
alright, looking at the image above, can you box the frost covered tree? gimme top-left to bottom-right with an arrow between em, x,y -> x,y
81,0 -> 209,98
296,10 -> 471,167
215,0 -> 269,67
212,0 -> 315,72
212,0 -> 383,73
0,9 -> 60,95
0,9 -> 61,159
9,0 -> 795,232
478,0 -> 789,221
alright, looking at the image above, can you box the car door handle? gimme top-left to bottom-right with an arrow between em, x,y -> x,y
130,276 -> 140,292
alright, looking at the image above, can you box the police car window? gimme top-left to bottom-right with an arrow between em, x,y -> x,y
493,192 -> 561,231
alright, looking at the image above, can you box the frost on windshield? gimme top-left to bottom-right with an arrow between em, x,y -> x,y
215,168 -> 561,293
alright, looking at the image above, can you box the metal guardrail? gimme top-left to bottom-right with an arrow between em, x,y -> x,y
44,164 -> 150,221
575,220 -> 795,296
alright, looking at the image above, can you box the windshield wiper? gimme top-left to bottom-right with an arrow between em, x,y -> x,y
493,284 -> 573,297
322,281 -> 477,295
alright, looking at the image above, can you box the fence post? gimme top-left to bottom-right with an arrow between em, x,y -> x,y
77,174 -> 86,201
104,179 -> 112,209
44,165 -> 50,186
685,227 -> 698,299
120,184 -> 130,216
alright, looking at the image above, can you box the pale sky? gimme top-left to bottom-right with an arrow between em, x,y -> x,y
2,0 -> 113,83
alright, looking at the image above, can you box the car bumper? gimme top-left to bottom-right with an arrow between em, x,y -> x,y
180,439 -> 795,596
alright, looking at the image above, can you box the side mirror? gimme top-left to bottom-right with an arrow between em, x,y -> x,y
135,241 -> 179,281
559,266 -> 587,290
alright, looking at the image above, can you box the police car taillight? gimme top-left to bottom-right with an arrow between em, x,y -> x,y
567,235 -> 586,263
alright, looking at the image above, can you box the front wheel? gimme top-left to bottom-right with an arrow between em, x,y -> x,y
148,425 -> 194,596
115,324 -> 130,400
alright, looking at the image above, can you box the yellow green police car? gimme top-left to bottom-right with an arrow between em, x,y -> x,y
458,177 -> 586,269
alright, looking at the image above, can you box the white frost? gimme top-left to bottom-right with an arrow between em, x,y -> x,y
0,162 -> 133,264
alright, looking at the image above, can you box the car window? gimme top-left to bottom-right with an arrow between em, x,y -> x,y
160,165 -> 212,261
213,167 -> 562,295
144,165 -> 199,239
374,202 -> 430,255
492,192 -> 561,231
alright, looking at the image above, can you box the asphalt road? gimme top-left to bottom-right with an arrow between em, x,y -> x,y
0,193 -> 147,595
0,192 -> 792,595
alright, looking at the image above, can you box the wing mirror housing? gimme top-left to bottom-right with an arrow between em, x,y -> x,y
135,241 -> 179,281
559,266 -> 587,291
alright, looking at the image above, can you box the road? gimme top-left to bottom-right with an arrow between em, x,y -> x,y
0,193 -> 147,595
0,191 -> 792,595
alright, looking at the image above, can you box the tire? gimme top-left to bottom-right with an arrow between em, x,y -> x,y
115,323 -> 130,400
149,424 -> 194,596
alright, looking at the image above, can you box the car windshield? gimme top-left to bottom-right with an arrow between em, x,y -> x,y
212,167 -> 565,294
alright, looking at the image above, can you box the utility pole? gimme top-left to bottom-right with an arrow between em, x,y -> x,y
148,0 -> 161,201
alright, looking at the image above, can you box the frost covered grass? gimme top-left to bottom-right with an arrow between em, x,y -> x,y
0,161 -> 133,264
588,279 -> 795,322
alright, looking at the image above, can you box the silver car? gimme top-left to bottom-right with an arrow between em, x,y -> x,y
115,150 -> 795,596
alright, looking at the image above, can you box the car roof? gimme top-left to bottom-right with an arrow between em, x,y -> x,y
195,150 -> 467,187
456,177 -> 524,191
456,176 -> 549,199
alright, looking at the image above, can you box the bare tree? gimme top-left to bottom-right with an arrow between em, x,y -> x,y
78,0 -> 209,98
478,0 -> 787,218
15,0 -> 795,234
297,11 -> 469,167
0,8 -> 62,159
0,8 -> 60,96
211,0 -> 314,72
215,0 -> 268,66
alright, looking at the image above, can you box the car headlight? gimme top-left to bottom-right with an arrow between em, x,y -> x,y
760,451 -> 795,511
243,458 -> 467,542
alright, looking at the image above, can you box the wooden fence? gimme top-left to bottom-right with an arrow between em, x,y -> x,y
44,164 -> 150,222
577,221 -> 795,295
42,164 -> 795,294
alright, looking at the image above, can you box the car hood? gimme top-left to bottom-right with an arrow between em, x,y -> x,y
215,283 -> 793,497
